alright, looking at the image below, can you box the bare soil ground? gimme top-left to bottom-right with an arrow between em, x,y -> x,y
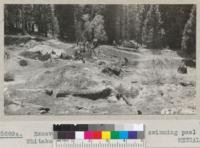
4,35 -> 196,115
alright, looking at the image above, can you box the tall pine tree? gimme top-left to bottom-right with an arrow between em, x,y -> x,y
159,5 -> 193,49
181,5 -> 196,57
142,5 -> 165,49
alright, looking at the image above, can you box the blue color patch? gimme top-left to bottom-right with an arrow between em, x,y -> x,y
119,131 -> 128,139
128,131 -> 137,139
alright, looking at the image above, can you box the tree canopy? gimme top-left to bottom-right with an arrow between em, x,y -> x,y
5,4 -> 196,55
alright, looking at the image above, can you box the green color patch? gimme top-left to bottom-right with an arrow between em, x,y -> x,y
111,131 -> 120,139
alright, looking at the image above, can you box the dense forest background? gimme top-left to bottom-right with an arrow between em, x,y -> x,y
4,4 -> 196,57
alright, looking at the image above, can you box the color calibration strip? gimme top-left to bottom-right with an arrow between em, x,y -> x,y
53,140 -> 145,148
53,124 -> 144,140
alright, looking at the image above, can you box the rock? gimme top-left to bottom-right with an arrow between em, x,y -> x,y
177,65 -> 187,74
179,108 -> 194,115
19,59 -> 28,66
161,108 -> 170,115
60,53 -> 73,60
52,50 -> 56,55
45,90 -> 53,96
102,66 -> 121,76
4,72 -> 14,82
121,57 -> 129,66
182,59 -> 196,68
160,108 -> 178,115
39,53 -> 51,61
116,93 -> 123,100
179,82 -> 194,87
137,110 -> 142,115
19,43 -> 24,47
39,107 -> 50,114
75,106 -> 83,110
98,61 -> 106,65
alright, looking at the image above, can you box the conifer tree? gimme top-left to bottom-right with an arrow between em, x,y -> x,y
142,5 -> 165,49
91,14 -> 107,42
181,5 -> 196,56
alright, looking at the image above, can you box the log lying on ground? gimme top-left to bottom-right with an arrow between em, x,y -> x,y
117,46 -> 138,52
56,88 -> 112,100
179,82 -> 194,87
56,91 -> 71,98
73,88 -> 112,100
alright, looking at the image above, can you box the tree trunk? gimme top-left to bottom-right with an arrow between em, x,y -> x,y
21,5 -> 27,34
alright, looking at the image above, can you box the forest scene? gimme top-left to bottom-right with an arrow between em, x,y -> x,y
4,4 -> 196,115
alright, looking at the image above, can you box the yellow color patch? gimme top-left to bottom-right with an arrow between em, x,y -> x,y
102,131 -> 111,140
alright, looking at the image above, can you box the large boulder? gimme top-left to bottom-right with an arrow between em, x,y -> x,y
177,64 -> 187,74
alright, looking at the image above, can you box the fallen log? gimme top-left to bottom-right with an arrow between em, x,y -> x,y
73,88 -> 112,100
56,88 -> 112,100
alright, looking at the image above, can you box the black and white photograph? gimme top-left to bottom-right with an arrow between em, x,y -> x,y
4,4 -> 196,115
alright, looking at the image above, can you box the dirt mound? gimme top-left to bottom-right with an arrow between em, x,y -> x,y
27,65 -> 100,91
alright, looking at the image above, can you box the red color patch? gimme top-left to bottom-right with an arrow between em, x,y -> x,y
92,131 -> 102,139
